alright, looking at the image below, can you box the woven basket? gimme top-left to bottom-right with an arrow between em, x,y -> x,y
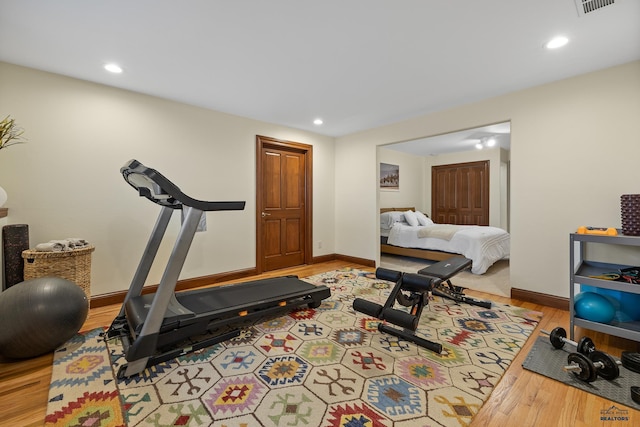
22,245 -> 95,301
621,194 -> 640,236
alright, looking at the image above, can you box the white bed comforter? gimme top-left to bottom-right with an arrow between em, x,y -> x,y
387,223 -> 510,274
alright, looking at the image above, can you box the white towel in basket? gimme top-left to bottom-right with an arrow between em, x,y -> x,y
34,238 -> 90,251
65,238 -> 89,248
35,241 -> 68,252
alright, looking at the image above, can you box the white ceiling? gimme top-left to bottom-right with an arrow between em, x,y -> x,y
384,122 -> 511,156
1,0 -> 639,140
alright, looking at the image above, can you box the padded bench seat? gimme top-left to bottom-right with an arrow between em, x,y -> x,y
417,257 -> 491,308
417,257 -> 472,279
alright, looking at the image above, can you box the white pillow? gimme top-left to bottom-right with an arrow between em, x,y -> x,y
404,210 -> 419,226
415,211 -> 434,226
380,211 -> 405,229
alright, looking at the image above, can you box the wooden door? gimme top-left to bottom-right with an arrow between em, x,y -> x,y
432,166 -> 458,224
432,160 -> 489,225
256,136 -> 312,272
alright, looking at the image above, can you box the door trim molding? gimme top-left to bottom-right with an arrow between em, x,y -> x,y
256,135 -> 313,273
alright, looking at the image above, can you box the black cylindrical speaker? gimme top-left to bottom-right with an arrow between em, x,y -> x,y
2,224 -> 29,290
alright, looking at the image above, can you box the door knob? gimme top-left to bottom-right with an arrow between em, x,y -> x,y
261,212 -> 271,217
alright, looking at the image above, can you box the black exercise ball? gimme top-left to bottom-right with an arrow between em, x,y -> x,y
0,277 -> 89,359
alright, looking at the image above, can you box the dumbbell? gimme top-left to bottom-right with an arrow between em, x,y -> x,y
540,327 -> 596,355
563,351 -> 622,382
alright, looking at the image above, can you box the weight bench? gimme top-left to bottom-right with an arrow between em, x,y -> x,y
353,268 -> 444,354
417,257 -> 492,309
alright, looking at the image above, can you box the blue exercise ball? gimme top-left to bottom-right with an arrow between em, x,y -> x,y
0,277 -> 89,359
574,292 -> 616,324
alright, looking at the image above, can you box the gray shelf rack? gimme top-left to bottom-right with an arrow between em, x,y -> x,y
569,231 -> 640,341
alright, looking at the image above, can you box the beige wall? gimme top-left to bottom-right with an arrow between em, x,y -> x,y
2,61 -> 639,299
336,60 -> 640,298
0,62 -> 336,295
377,148 -> 426,212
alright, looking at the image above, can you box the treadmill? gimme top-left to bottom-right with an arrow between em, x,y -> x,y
106,159 -> 331,377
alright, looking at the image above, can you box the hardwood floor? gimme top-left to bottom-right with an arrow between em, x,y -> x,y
1,259 -> 638,427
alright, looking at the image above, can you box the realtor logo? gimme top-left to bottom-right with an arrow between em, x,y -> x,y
600,406 -> 629,422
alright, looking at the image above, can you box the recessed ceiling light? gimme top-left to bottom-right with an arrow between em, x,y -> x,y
313,118 -> 323,125
486,137 -> 496,147
475,143 -> 483,150
104,63 -> 123,73
545,36 -> 569,49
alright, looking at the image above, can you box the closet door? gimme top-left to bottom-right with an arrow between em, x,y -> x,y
432,161 -> 489,225
432,166 -> 459,224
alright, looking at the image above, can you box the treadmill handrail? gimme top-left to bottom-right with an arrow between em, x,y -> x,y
121,159 -> 246,211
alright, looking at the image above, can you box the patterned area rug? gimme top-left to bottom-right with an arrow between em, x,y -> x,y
45,268 -> 542,426
45,328 -> 125,426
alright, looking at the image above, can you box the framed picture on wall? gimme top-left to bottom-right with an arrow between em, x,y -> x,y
380,162 -> 399,190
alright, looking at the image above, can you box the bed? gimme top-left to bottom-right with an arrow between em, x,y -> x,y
380,207 -> 510,274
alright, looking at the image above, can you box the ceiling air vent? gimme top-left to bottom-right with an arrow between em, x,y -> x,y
574,0 -> 615,16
